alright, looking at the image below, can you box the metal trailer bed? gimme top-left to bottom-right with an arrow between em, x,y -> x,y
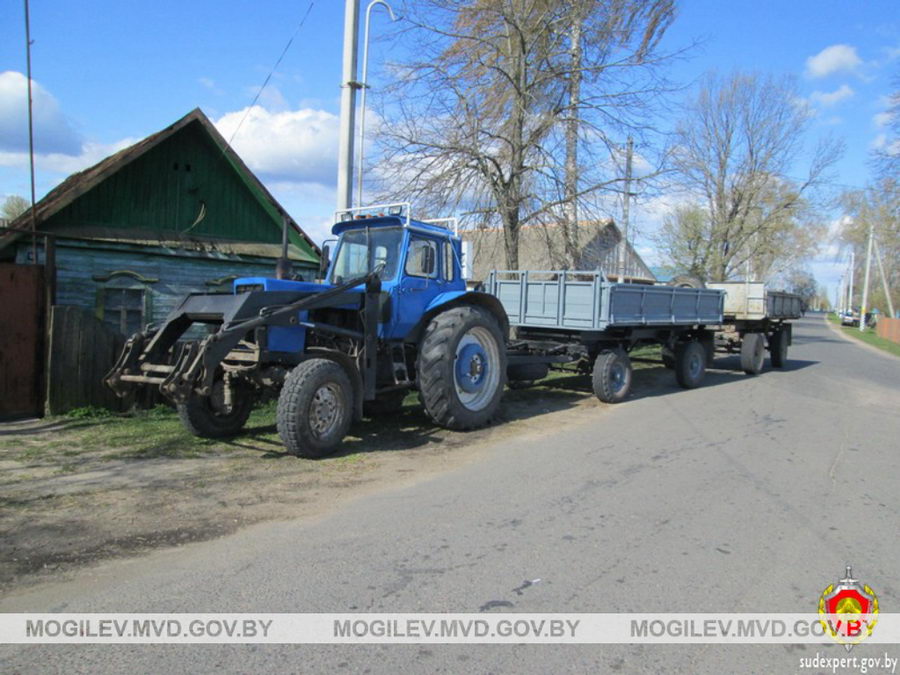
484,271 -> 800,403
705,282 -> 803,321
486,270 -> 724,330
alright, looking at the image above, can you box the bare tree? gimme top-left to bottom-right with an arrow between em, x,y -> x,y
840,179 -> 899,314
1,195 -> 30,222
374,0 -> 676,269
873,73 -> 899,181
656,71 -> 842,282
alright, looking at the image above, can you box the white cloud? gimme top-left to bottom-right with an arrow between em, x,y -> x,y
809,84 -> 855,107
0,71 -> 82,155
214,105 -> 340,186
805,44 -> 862,78
874,111 -> 893,127
0,137 -> 138,175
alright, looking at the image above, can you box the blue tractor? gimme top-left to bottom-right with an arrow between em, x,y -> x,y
106,204 -> 509,457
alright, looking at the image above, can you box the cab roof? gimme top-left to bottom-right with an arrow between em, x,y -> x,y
331,215 -> 457,239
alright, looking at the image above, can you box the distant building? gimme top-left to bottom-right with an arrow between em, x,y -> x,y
460,219 -> 656,283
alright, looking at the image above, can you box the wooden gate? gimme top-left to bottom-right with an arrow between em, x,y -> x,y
0,264 -> 45,419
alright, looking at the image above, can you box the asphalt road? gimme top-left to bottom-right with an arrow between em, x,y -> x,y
2,315 -> 899,673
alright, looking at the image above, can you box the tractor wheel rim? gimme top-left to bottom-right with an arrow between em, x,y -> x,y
454,326 -> 501,412
310,383 -> 342,437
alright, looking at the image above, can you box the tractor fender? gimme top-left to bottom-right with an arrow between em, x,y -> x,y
405,291 -> 510,344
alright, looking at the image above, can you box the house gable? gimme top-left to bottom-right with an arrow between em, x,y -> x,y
42,120 -> 314,256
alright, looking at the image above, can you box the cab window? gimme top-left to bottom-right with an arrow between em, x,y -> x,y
444,242 -> 456,281
405,237 -> 438,278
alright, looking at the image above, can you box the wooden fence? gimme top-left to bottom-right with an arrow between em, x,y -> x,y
45,305 -> 131,414
876,317 -> 900,344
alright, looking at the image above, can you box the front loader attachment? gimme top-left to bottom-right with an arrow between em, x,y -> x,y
104,271 -> 381,404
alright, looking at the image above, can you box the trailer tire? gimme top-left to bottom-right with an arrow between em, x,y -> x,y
417,305 -> 507,430
592,349 -> 633,403
177,379 -> 254,438
769,328 -> 789,368
277,358 -> 353,458
740,332 -> 766,375
674,341 -> 706,389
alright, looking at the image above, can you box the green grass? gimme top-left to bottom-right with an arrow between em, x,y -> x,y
827,313 -> 900,358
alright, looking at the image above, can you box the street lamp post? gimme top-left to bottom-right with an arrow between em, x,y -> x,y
356,0 -> 397,208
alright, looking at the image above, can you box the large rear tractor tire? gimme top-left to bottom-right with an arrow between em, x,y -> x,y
740,332 -> 766,375
177,378 -> 254,438
592,349 -> 633,403
674,341 -> 706,389
277,358 -> 353,458
417,305 -> 507,430
769,328 -> 789,368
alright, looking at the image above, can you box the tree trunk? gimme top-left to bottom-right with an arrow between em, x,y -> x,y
562,14 -> 583,269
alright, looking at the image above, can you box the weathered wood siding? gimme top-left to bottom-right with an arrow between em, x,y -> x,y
45,306 -> 129,414
17,239 -> 311,328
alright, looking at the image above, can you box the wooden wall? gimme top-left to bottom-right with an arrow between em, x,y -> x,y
45,306 -> 130,415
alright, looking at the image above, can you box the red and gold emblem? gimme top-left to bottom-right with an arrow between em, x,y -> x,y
818,566 -> 879,651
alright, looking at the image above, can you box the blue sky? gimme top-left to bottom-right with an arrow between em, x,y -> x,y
1,0 -> 897,298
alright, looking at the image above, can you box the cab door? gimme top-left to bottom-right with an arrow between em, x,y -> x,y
393,234 -> 442,338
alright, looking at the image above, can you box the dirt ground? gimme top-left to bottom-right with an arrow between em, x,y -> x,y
0,365 -> 670,593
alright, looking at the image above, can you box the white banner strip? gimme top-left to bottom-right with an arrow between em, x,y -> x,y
1,613 -> 898,645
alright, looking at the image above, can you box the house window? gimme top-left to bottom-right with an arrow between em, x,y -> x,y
101,288 -> 145,335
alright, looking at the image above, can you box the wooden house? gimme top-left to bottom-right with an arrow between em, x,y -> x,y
0,108 -> 320,417
461,219 -> 656,283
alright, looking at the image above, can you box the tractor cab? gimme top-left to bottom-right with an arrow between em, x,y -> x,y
325,203 -> 469,340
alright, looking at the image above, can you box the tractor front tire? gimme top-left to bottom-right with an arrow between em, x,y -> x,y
277,359 -> 353,458
417,305 -> 507,430
177,379 -> 254,438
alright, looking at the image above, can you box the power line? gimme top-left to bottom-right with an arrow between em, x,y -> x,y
228,1 -> 316,145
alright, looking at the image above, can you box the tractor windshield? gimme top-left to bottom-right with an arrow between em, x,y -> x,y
330,227 -> 403,284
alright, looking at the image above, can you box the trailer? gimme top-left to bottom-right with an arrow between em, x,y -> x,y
706,281 -> 802,374
485,271 -> 801,402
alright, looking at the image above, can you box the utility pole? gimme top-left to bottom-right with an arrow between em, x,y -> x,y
336,0 -> 360,213
859,220 -> 874,331
24,0 -> 37,260
873,236 -> 895,319
617,137 -> 633,281
848,250 -> 855,314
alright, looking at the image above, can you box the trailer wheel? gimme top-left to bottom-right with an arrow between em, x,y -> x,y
592,349 -> 633,403
674,341 -> 706,389
740,332 -> 766,375
277,358 -> 353,458
177,378 -> 254,438
417,305 -> 507,430
769,328 -> 789,368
